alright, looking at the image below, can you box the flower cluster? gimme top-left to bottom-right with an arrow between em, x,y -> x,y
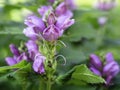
5,0 -> 75,74
89,52 -> 120,86
5,44 -> 28,66
23,1 -> 75,41
95,0 -> 117,11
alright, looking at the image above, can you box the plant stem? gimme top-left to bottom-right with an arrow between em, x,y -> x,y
47,76 -> 51,90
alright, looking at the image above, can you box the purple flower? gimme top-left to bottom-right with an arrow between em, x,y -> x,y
89,52 -> 120,86
23,26 -> 37,40
33,54 -> 46,74
5,44 -> 28,66
90,54 -> 102,70
56,16 -> 75,30
26,40 -> 39,60
38,6 -> 53,21
9,44 -> 20,57
103,53 -> 120,77
23,1 -> 75,41
24,15 -> 45,31
43,25 -> 62,41
23,15 -> 46,40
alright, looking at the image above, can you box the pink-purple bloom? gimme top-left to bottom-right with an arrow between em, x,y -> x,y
23,2 -> 75,41
89,52 -> 120,86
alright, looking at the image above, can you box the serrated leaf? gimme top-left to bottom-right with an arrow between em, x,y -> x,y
72,64 -> 105,84
56,64 -> 105,86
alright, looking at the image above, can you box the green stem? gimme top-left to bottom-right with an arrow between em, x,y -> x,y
46,77 -> 51,90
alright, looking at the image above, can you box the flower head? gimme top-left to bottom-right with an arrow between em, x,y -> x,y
89,53 -> 120,86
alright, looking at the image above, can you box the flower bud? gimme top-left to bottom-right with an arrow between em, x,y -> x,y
9,44 -> 20,57
47,12 -> 56,25
105,52 -> 115,63
90,54 -> 102,70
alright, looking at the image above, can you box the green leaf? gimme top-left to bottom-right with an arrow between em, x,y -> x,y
0,60 -> 28,72
72,64 -> 105,84
56,64 -> 105,86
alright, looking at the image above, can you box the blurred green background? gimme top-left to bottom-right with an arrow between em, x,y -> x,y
0,0 -> 120,90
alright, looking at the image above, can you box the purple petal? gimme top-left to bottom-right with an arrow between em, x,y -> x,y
55,2 -> 67,16
5,57 -> 17,66
103,61 -> 116,75
38,6 -> 52,16
26,40 -> 38,52
26,40 -> 39,60
16,53 -> 28,62
90,54 -> 102,70
106,75 -> 113,86
56,16 -> 75,30
110,64 -> 120,77
90,67 -> 102,76
65,0 -> 76,10
9,44 -> 20,57
47,12 -> 56,25
43,25 -> 62,41
105,52 -> 114,63
23,26 -> 37,40
33,54 -> 46,74
24,15 -> 45,30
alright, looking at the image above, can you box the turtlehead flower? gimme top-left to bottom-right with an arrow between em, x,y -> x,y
5,44 -> 28,66
33,54 -> 46,74
24,8 -> 74,41
89,52 -> 120,86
